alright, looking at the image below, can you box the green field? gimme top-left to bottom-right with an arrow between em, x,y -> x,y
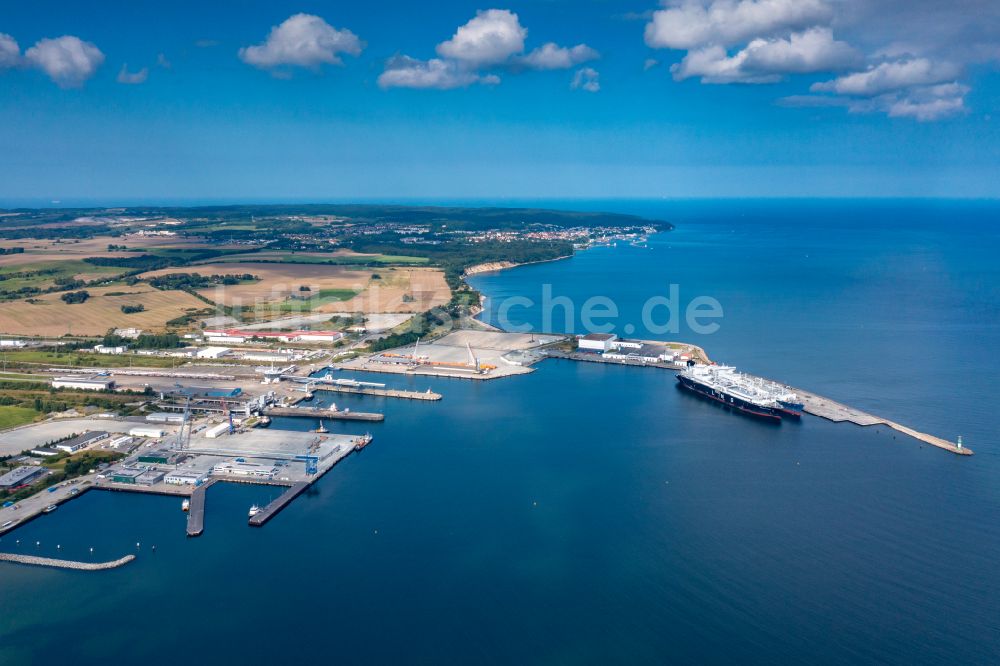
204,252 -> 429,266
2,350 -> 178,368
0,260 -> 125,292
0,372 -> 49,381
0,405 -> 40,429
315,288 -> 359,301
248,288 -> 360,315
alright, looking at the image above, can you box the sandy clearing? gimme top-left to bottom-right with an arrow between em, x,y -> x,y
0,285 -> 209,336
138,263 -> 451,313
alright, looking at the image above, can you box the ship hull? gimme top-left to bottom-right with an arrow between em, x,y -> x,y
778,400 -> 805,413
676,375 -> 782,422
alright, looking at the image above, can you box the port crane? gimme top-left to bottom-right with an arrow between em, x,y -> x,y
175,397 -> 192,450
220,397 -> 235,434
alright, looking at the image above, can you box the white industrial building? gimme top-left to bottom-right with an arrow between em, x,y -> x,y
212,460 -> 277,479
204,422 -> 232,439
577,333 -> 618,352
0,465 -> 46,489
129,426 -> 166,438
205,334 -> 247,345
165,470 -> 209,486
55,431 -> 109,453
604,346 -> 671,364
93,345 -> 127,354
146,412 -> 186,424
113,327 -> 143,339
291,332 -> 342,343
52,376 -> 115,391
196,346 -> 231,359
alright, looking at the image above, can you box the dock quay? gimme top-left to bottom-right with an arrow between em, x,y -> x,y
543,349 -> 682,370
545,348 -> 971,456
795,388 -> 972,456
312,385 -> 442,401
265,406 -> 384,422
248,481 -> 309,527
0,552 -> 136,571
186,479 -> 218,537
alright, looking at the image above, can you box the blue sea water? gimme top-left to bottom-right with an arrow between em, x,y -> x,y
1,200 -> 998,665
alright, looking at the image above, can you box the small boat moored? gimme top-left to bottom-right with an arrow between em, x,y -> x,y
42,504 -> 58,514
181,498 -> 190,512
248,504 -> 261,518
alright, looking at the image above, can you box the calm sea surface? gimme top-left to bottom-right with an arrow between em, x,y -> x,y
2,200 -> 998,665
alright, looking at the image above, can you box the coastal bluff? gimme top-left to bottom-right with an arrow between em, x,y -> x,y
464,261 -> 518,276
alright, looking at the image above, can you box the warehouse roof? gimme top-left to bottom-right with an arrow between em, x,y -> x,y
0,465 -> 46,487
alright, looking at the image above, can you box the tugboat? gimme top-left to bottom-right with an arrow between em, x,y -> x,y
248,504 -> 261,518
354,433 -> 374,451
312,419 -> 329,434
181,498 -> 190,512
257,415 -> 271,428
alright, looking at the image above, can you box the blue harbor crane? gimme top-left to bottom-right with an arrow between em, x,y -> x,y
295,455 -> 319,475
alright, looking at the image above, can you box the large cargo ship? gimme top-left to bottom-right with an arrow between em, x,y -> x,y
676,363 -> 802,421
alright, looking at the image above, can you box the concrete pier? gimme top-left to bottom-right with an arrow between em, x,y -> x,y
312,385 -> 442,401
544,350 -> 973,457
186,480 -> 217,537
0,552 -> 136,571
795,388 -> 973,455
248,481 -> 309,527
265,406 -> 384,422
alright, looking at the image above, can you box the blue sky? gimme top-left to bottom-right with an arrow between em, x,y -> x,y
1,0 -> 998,204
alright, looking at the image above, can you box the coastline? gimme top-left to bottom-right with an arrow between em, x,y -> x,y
463,253 -> 574,278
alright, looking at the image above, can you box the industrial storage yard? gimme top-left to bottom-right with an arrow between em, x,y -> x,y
344,328 -> 565,379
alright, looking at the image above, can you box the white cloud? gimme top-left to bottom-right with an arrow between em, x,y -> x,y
785,81 -> 969,121
116,64 -> 148,84
0,33 -> 19,69
644,58 -> 661,70
643,0 -> 991,120
571,67 -> 600,92
380,8 -> 597,91
811,58 -> 961,96
673,27 -> 860,82
742,28 -> 861,73
156,53 -> 171,69
239,13 -> 362,71
24,36 -> 104,88
672,46 -> 778,83
516,42 -> 598,70
645,0 -> 833,50
436,9 -> 526,66
377,56 -> 499,90
886,83 -> 969,121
